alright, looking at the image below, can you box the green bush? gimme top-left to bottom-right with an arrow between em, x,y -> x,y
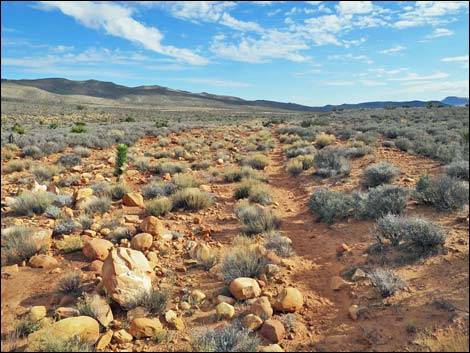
11,192 -> 53,215
145,197 -> 172,216
353,185 -> 408,219
172,188 -> 213,211
314,147 -> 350,178
243,153 -> 269,170
114,143 -> 128,176
1,226 -> 40,264
235,201 -> 280,235
308,189 -> 352,224
363,162 -> 400,188
415,175 -> 469,211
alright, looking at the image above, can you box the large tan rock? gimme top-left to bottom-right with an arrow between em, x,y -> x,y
82,238 -> 114,261
229,277 -> 261,301
128,318 -> 163,338
242,314 -> 263,330
29,254 -> 58,269
251,297 -> 273,320
85,294 -> 113,327
260,319 -> 285,343
140,216 -> 165,237
273,288 -> 303,313
29,306 -> 46,322
131,233 -> 153,251
123,193 -> 144,207
216,302 -> 235,319
102,247 -> 153,308
28,316 -> 100,347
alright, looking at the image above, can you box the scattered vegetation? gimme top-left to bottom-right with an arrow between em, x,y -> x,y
415,175 -> 469,211
368,268 -> 405,297
363,162 -> 400,188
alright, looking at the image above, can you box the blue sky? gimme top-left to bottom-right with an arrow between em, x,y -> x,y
1,1 -> 469,106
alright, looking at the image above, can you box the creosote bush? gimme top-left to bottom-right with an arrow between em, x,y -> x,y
57,154 -> 81,168
415,175 -> 469,211
219,236 -> 268,282
313,146 -> 350,178
353,185 -> 408,219
235,201 -> 280,235
363,162 -> 400,188
1,226 -> 39,265
243,153 -> 269,170
264,232 -> 293,257
368,268 -> 405,297
11,191 -> 53,216
129,288 -> 169,314
145,197 -> 172,216
234,178 -> 272,205
308,189 -> 352,224
192,323 -> 260,352
171,188 -> 213,211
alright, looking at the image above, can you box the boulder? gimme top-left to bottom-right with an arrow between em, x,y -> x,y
242,314 -> 263,330
102,247 -> 153,308
123,193 -> 144,207
140,216 -> 165,237
84,260 -> 104,273
29,306 -> 46,322
216,302 -> 235,319
82,238 -> 113,261
113,329 -> 133,343
128,318 -> 163,338
28,316 -> 100,346
229,277 -> 261,301
251,296 -> 273,319
131,233 -> 153,251
260,319 -> 285,343
273,288 -> 303,313
29,254 -> 58,269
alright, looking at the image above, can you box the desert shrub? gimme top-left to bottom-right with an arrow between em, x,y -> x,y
70,124 -> 87,134
1,226 -> 39,264
154,150 -> 172,159
77,215 -> 93,230
368,268 -> 404,297
133,156 -> 151,171
51,193 -> 73,208
313,147 -> 350,178
73,146 -> 91,157
142,181 -> 176,199
382,140 -> 395,148
363,162 -> 400,188
53,219 -> 80,237
90,182 -> 112,197
264,232 -> 293,257
234,179 -> 272,205
145,197 -> 172,216
12,122 -> 25,135
308,189 -> 352,224
192,323 -> 260,352
28,333 -> 93,352
56,175 -> 80,187
32,164 -> 62,182
57,272 -> 83,296
57,154 -> 81,168
235,201 -> 280,235
44,205 -> 62,219
222,166 -> 266,183
296,154 -> 314,170
107,226 -> 134,243
15,316 -> 42,337
403,217 -> 446,253
219,237 -> 268,282
172,173 -> 201,189
445,161 -> 469,181
11,192 -> 53,215
83,196 -> 111,215
243,153 -> 269,170
172,188 -> 213,211
191,160 -> 211,170
76,293 -> 101,321
129,288 -> 169,314
109,183 -> 130,200
287,159 -> 303,176
415,175 -> 469,211
55,236 -> 83,253
395,137 -> 413,152
158,138 -> 170,147
155,161 -> 187,175
353,185 -> 408,219
315,133 -> 336,148
21,146 -> 43,159
4,160 -> 31,173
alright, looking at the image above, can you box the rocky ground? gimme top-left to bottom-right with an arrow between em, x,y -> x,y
1,120 -> 468,352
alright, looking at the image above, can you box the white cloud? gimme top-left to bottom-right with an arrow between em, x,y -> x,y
394,1 -> 469,28
426,28 -> 454,38
389,72 -> 449,81
336,1 -> 373,16
396,80 -> 469,95
38,1 -> 207,65
360,79 -> 386,86
328,53 -> 373,64
210,31 -> 310,63
323,80 -> 355,86
441,55 -> 469,62
380,45 -> 406,54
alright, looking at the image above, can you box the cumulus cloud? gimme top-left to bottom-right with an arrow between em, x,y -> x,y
38,1 -> 208,65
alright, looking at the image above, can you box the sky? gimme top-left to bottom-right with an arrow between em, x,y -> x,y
1,1 -> 469,106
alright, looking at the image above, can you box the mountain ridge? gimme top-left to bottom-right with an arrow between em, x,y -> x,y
2,77 -> 467,112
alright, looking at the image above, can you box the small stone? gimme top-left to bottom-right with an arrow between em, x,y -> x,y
131,233 -> 153,251
82,238 -> 113,261
113,329 -> 133,344
123,193 -> 144,207
349,305 -> 360,321
55,307 -> 80,319
351,268 -> 367,281
128,318 -> 163,338
189,290 -> 206,304
216,295 -> 236,305
265,264 -> 280,277
242,314 -> 263,330
336,243 -> 351,255
85,260 -> 104,273
251,297 -> 273,319
96,330 -> 113,350
127,307 -> 149,322
179,302 -> 191,310
330,276 -> 349,291
216,302 -> 235,319
260,319 -> 285,343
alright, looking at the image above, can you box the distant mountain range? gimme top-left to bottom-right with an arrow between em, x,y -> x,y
1,78 -> 468,112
